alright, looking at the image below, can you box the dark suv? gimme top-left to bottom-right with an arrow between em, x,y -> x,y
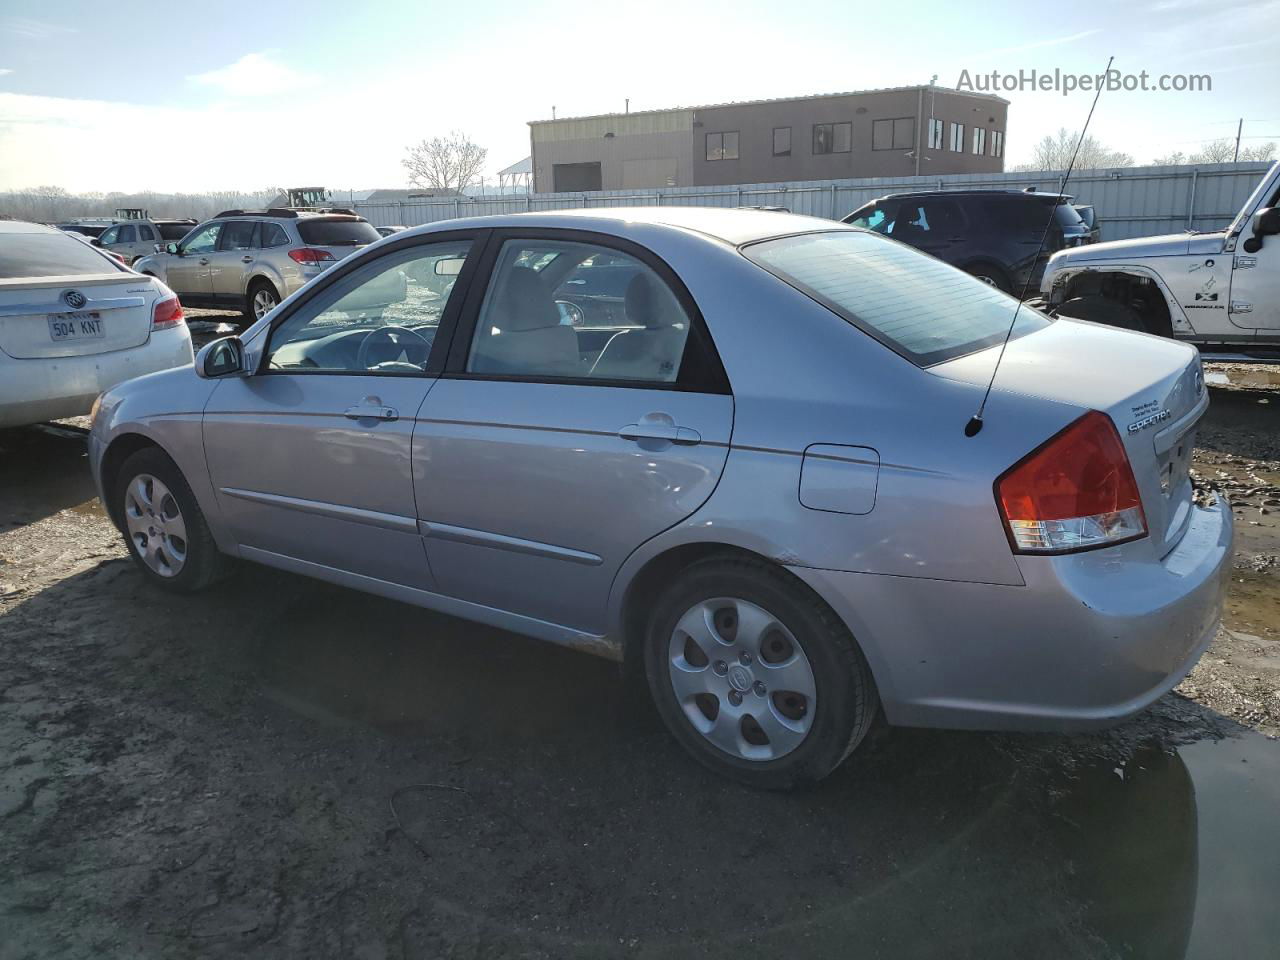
842,190 -> 1093,295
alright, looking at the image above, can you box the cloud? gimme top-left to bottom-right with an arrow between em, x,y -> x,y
0,69 -> 13,77
977,29 -> 1102,57
1,17 -> 75,38
187,52 -> 310,97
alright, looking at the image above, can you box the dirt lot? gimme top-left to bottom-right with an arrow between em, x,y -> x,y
2,341 -> 1280,959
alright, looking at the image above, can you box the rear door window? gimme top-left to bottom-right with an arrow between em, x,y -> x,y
744,230 -> 1049,366
118,225 -> 137,243
297,218 -> 380,246
0,231 -> 123,278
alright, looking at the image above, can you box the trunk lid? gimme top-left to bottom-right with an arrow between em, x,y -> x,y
0,274 -> 157,359
933,318 -> 1206,556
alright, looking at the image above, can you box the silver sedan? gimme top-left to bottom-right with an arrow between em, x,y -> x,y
88,208 -> 1232,788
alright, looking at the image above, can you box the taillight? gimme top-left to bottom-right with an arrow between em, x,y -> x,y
996,410 -> 1147,554
108,251 -> 128,264
152,295 -> 185,331
288,248 -> 335,264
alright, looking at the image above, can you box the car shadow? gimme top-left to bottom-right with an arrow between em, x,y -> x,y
7,551 -> 1266,959
0,423 -> 100,527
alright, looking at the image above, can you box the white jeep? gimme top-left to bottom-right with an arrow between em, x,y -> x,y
1039,160 -> 1280,358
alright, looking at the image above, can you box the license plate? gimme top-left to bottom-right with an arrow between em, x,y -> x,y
49,311 -> 104,341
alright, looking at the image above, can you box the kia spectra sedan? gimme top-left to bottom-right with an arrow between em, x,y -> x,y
88,208 -> 1231,788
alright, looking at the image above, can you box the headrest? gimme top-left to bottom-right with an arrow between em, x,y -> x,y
497,266 -> 560,331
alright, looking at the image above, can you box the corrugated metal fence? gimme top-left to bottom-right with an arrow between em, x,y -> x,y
351,162 -> 1272,243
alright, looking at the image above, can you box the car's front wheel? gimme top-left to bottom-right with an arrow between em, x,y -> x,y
246,280 -> 281,322
115,446 -> 227,592
643,555 -> 879,789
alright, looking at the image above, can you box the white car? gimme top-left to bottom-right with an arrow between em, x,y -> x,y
0,221 -> 194,429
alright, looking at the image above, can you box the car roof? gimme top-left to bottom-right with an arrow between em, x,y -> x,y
406,206 -> 849,247
0,220 -> 60,235
870,190 -> 1073,202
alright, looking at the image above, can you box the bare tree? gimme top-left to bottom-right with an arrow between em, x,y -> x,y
1154,140 -> 1277,165
402,131 -> 488,192
1014,128 -> 1134,171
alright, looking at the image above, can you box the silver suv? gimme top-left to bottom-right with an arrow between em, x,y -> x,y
133,209 -> 382,320
96,218 -> 197,265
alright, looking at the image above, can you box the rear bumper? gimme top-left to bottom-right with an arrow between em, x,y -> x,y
0,329 -> 192,429
793,497 -> 1233,731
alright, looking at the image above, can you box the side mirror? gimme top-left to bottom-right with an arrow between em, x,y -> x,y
153,243 -> 163,254
90,237 -> 103,247
166,242 -> 181,256
195,336 -> 248,379
1253,207 -> 1280,237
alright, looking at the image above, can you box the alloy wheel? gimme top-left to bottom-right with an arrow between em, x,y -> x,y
123,474 -> 187,577
252,288 -> 278,319
668,597 -> 817,761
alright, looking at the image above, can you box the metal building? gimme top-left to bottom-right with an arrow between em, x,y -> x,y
529,85 -> 1009,193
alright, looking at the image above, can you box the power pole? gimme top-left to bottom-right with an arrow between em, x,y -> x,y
1234,118 -> 1243,162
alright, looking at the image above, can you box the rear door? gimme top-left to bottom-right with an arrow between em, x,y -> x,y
413,231 -> 734,634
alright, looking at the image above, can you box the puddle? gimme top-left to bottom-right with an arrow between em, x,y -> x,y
256,588 -> 1280,958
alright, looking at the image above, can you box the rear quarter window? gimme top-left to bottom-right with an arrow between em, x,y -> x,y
744,230 -> 1049,366
297,218 -> 380,246
0,231 -> 124,279
158,223 -> 193,241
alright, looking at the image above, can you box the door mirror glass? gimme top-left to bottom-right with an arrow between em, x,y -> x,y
166,242 -> 180,255
196,336 -> 248,379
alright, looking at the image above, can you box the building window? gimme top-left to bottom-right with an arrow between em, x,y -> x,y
927,118 -> 944,151
706,131 -> 739,161
813,122 -> 852,155
990,130 -> 1004,158
972,127 -> 986,155
949,122 -> 965,152
773,126 -> 791,157
872,117 -> 916,151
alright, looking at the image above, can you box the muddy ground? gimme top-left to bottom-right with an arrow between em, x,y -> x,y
2,332 -> 1279,959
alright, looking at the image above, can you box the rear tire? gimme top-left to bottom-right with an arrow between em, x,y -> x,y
643,554 -> 879,790
1057,295 -> 1145,332
246,280 -> 281,322
115,447 -> 228,593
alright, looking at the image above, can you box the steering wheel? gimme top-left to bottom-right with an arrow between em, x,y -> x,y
356,325 -> 434,371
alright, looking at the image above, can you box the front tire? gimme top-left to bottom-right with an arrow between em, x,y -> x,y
643,555 -> 879,789
246,280 -> 281,322
1057,295 -> 1145,332
115,447 -> 227,593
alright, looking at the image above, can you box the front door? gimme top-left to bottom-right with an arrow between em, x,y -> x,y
206,219 -> 259,305
414,233 -> 734,635
165,221 -> 221,301
203,235 -> 478,590
1230,222 -> 1280,330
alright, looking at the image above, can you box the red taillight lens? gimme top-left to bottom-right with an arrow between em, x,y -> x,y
108,251 -> 127,264
996,410 -> 1147,554
151,295 -> 185,331
288,248 -> 336,264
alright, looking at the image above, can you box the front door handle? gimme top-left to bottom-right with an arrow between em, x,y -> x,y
198,258 -> 210,265
344,397 -> 399,421
619,423 -> 701,445
241,256 -> 254,263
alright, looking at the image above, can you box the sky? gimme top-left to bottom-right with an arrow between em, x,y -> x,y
0,0 -> 1276,194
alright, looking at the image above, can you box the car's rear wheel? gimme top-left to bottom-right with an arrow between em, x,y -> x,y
643,555 -> 878,789
246,280 -> 281,322
115,446 -> 227,593
1057,295 -> 1145,332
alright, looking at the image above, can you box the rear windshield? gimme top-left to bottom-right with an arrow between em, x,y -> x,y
296,218 -> 380,246
0,231 -> 123,279
1053,202 -> 1085,228
157,223 -> 193,240
744,231 -> 1050,366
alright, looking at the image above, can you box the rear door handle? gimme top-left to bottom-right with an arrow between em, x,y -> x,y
344,399 -> 399,422
198,258 -> 210,265
619,423 -> 701,445
241,256 -> 254,263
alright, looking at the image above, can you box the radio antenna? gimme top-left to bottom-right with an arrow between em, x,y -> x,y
964,55 -> 1115,438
